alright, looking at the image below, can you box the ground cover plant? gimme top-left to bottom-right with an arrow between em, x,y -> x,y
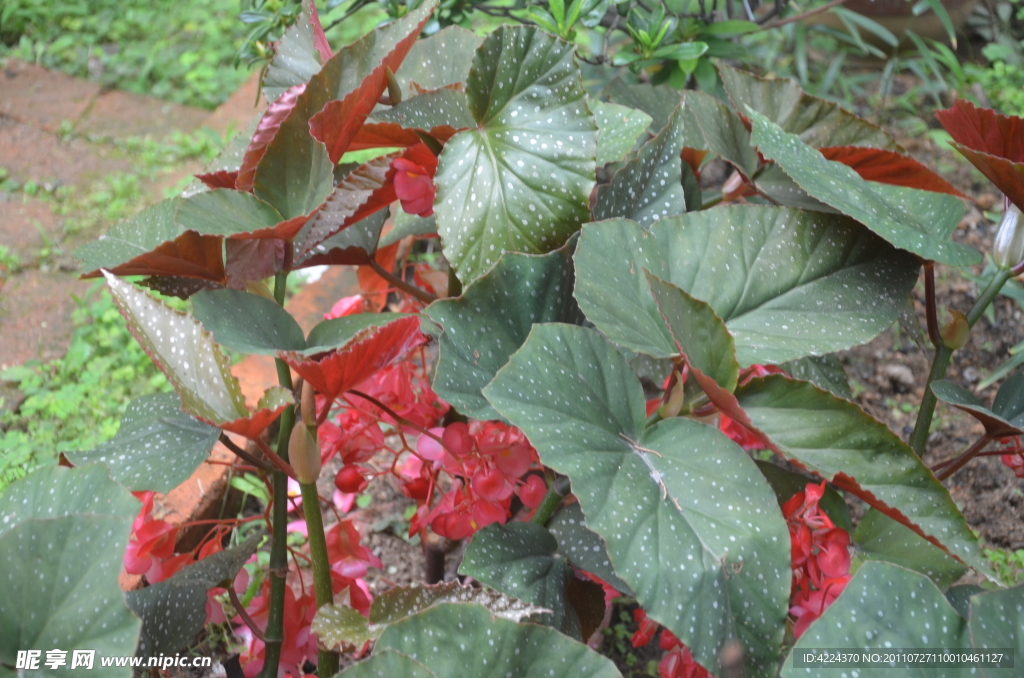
4,2 -> 1024,677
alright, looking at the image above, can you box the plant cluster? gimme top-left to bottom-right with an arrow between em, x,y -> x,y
4,3 -> 1024,678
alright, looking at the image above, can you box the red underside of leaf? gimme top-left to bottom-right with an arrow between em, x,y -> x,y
226,239 -> 285,288
819,146 -> 966,198
309,1 -> 333,62
358,241 -> 399,311
309,13 -> 432,163
681,147 -> 707,178
81,231 -> 226,282
280,315 -> 425,400
235,82 -> 308,193
218,404 -> 289,439
230,211 -> 314,242
694,367 -> 968,565
936,99 -> 1024,163
195,170 -> 240,190
951,143 -> 1024,211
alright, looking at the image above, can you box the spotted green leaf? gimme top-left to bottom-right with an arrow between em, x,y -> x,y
65,393 -> 220,493
854,509 -> 967,590
262,0 -> 323,102
969,584 -> 1024,678
718,63 -> 901,150
484,324 -> 790,677
461,522 -> 581,638
601,79 -> 681,134
192,288 -> 307,355
749,110 -> 980,266
591,100 -> 651,166
782,563 -> 970,678
547,502 -> 632,595
0,466 -> 140,678
374,603 -> 621,677
126,532 -> 262,657
681,90 -> 759,177
380,211 -> 435,249
573,208 -> 919,364
392,25 -> 482,92
434,26 -> 597,283
371,89 -> 475,131
646,271 -> 739,392
295,210 -> 388,268
175,189 -> 284,237
313,581 -> 548,651
734,374 -> 992,577
335,649 -> 437,678
104,273 -> 289,438
779,354 -> 851,400
424,239 -> 582,421
593,107 -> 686,227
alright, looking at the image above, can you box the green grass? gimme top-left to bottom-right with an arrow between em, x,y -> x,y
0,283 -> 170,491
984,546 -> 1024,585
0,0 -> 254,109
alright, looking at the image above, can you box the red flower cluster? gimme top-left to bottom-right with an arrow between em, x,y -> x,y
405,421 -> 545,540
238,580 -> 319,678
998,436 -> 1024,478
631,610 -> 713,678
124,491 -> 177,580
783,481 -> 851,638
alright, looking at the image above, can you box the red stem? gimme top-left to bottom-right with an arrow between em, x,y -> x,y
934,435 -> 991,481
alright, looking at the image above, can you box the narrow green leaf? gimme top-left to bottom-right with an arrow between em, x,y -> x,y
375,603 -> 622,678
646,270 -> 739,392
734,374 -> 992,577
192,288 -> 307,355
781,563 -> 969,678
74,199 -> 183,273
484,324 -> 790,677
425,239 -> 583,421
304,312 -> 416,355
591,100 -> 652,166
461,522 -> 581,638
593,106 -> 686,227
435,26 -> 597,283
574,208 -> 919,364
379,211 -> 435,249
295,210 -> 388,268
65,394 -> 221,493
854,508 -> 967,589
749,110 -> 980,266
262,0 -> 323,102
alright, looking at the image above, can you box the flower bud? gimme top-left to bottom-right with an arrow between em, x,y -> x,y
992,204 -> 1024,269
658,371 -> 686,419
385,66 -> 402,105
289,422 -> 322,484
940,310 -> 970,350
301,381 -> 317,428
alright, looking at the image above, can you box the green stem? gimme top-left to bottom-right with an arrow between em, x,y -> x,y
259,272 -> 296,678
531,476 -> 571,527
910,268 -> 1012,456
300,481 -> 339,677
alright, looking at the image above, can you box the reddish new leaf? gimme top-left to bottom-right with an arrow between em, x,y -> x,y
681,148 -> 707,180
219,386 -> 293,439
309,11 -> 433,163
936,100 -> 1024,209
226,239 -> 285,288
280,315 -> 425,401
195,170 -> 239,190
819,146 -> 966,198
236,83 -> 308,193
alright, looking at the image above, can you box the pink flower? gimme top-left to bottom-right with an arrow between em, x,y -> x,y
324,294 -> 365,319
392,157 -> 437,217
